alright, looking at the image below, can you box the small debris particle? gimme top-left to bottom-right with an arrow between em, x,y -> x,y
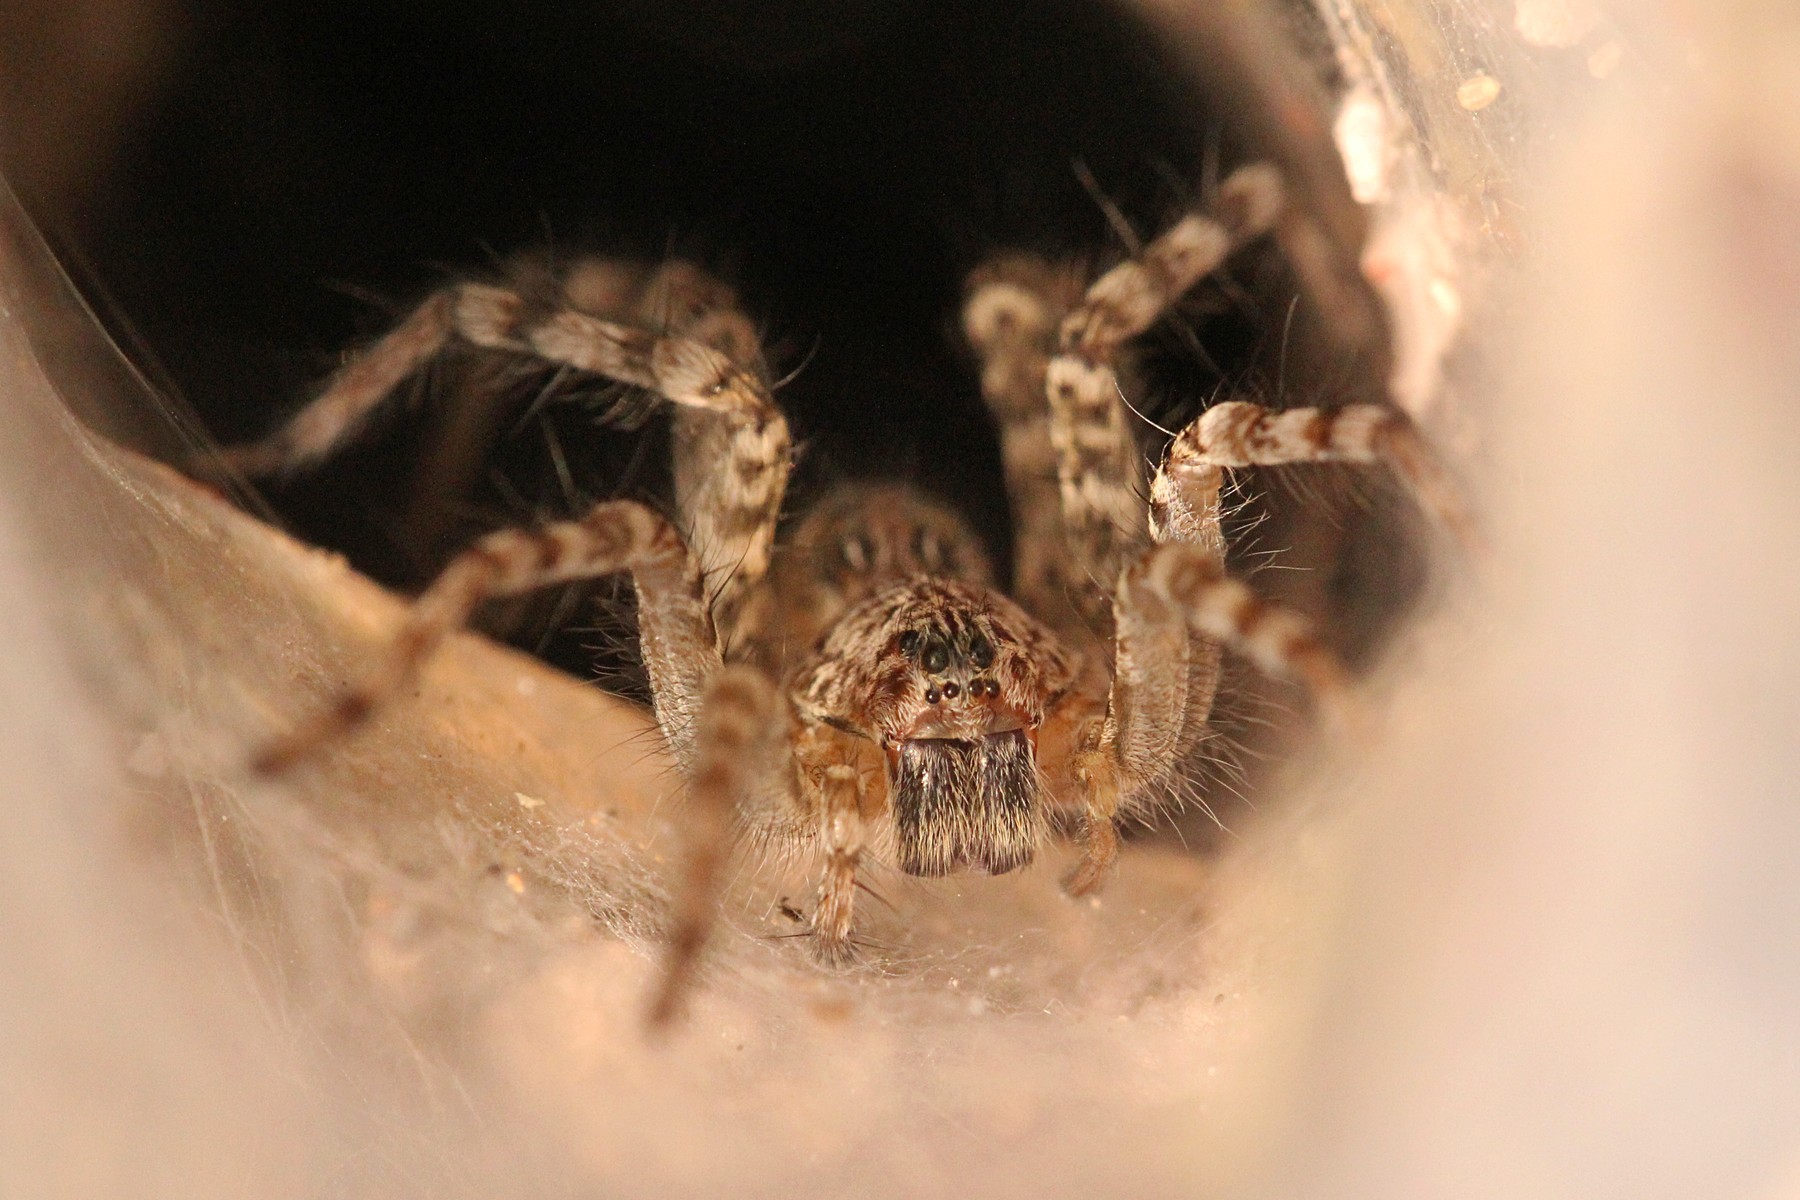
514,791 -> 546,810
1457,73 -> 1502,111
505,871 -> 526,895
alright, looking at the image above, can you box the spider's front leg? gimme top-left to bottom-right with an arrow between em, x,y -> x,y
240,497 -> 797,1025
649,664 -> 788,1026
1063,394 -> 1473,892
251,499 -> 719,775
1063,536 -> 1354,895
651,683 -> 873,1022
215,259 -> 792,627
1062,434 -> 1352,897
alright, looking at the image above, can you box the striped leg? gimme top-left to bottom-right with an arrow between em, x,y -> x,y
1062,397 -> 1474,890
1045,163 -> 1288,593
219,288 -> 461,476
649,700 -> 877,1025
1063,541 -> 1351,896
647,664 -> 791,1028
1165,399 -> 1478,550
627,263 -> 791,636
223,261 -> 793,622
252,500 -> 719,776
807,763 -> 866,968
225,267 -> 777,472
961,255 -> 1096,636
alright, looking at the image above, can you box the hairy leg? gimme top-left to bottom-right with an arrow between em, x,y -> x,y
807,762 -> 866,968
1044,163 -> 1288,592
962,255 -> 1100,638
564,258 -> 792,631
221,259 -> 793,622
1062,539 -> 1351,896
1064,392 -> 1477,891
252,499 -> 718,776
1166,398 -> 1477,549
647,664 -> 793,1028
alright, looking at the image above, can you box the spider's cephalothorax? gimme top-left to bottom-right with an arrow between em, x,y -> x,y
226,163 -> 1469,1023
798,572 -> 1077,878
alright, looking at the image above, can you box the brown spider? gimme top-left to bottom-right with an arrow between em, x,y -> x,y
227,163 -> 1466,1024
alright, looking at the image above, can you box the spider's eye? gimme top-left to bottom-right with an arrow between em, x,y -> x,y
839,533 -> 874,572
897,630 -> 922,658
921,640 -> 950,675
968,633 -> 995,670
911,526 -> 944,571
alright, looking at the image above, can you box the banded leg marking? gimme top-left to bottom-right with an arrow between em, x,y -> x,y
647,665 -> 784,1028
1046,164 -> 1288,596
1065,541 -> 1350,895
253,500 -> 714,776
1165,400 -> 1478,549
962,256 -> 1095,634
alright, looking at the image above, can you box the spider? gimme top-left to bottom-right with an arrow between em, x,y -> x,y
224,161 -> 1466,1024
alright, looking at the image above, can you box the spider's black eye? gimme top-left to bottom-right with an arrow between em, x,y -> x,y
897,630 -> 922,658
968,633 -> 995,670
921,640 -> 950,675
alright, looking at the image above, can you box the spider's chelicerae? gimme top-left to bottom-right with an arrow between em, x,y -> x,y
231,162 -> 1467,1022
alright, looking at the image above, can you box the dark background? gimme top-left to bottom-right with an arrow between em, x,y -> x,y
24,0 -> 1409,697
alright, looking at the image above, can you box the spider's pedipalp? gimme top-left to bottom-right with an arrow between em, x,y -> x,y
809,763 -> 866,966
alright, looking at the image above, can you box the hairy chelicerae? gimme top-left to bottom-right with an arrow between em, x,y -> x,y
226,163 -> 1467,1023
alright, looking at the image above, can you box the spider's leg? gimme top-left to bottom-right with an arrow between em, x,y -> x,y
962,256 -> 1097,641
653,690 -> 873,1023
220,285 -> 470,475
222,263 -> 793,621
1167,398 -> 1478,550
1063,539 -> 1350,897
648,663 -> 793,1028
629,262 -> 790,637
806,761 -> 865,968
252,499 -> 719,776
1044,163 -> 1288,597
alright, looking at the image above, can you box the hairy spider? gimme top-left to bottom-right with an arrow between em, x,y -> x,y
225,162 -> 1466,1024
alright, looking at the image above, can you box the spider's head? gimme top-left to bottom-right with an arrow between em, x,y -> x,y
796,578 -> 1077,877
